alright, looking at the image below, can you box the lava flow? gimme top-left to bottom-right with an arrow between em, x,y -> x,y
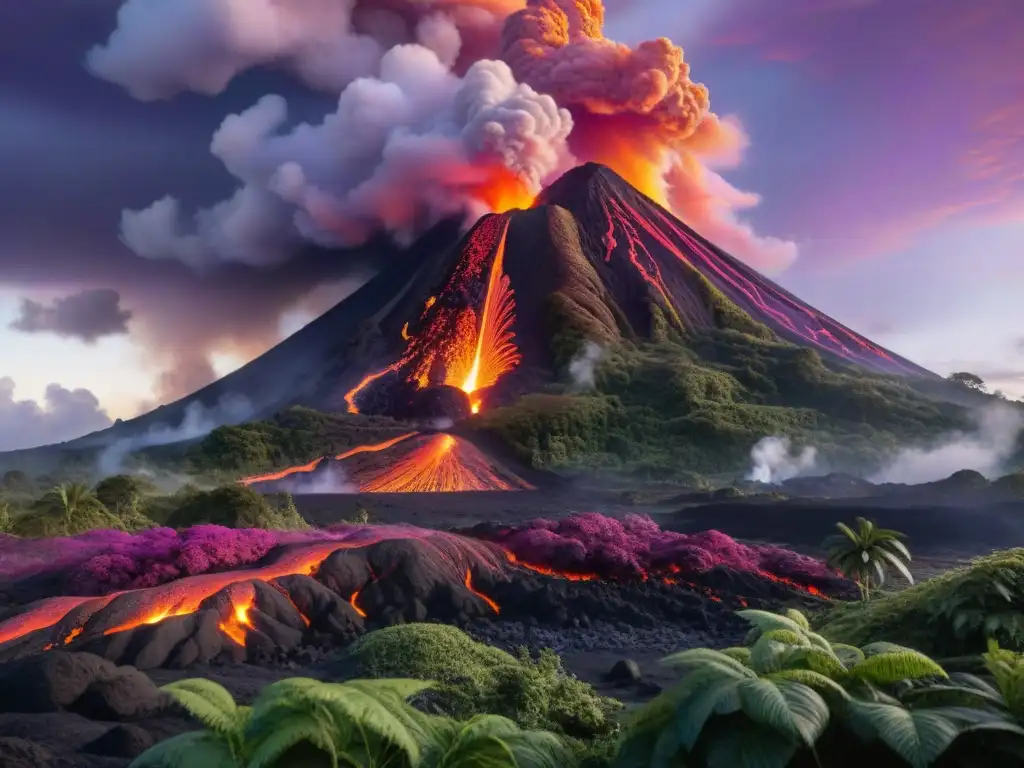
344,215 -> 522,415
240,457 -> 325,486
241,432 -> 531,492
357,433 -> 523,493
0,530 -> 406,649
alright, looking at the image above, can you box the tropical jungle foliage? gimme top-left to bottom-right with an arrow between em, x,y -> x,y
130,610 -> 1024,768
131,677 -> 569,768
476,332 -> 981,477
0,476 -> 309,538
821,548 -> 1024,658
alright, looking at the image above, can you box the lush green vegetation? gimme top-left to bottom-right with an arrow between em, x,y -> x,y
0,475 -> 309,537
134,676 -> 569,768
165,485 -> 308,531
345,625 -> 620,749
820,548 -> 1024,658
183,407 -> 406,477
477,332 -> 975,477
131,610 -> 1024,768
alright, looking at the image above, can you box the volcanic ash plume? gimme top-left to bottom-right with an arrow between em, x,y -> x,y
91,0 -> 795,270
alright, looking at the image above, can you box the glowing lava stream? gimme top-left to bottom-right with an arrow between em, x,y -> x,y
464,569 -> 500,614
239,433 -> 417,487
450,221 -> 520,413
240,457 -> 325,486
344,217 -> 521,415
0,530 -> 411,649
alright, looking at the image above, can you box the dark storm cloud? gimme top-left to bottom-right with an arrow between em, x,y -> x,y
0,2 -> 373,403
10,288 -> 132,343
0,377 -> 112,451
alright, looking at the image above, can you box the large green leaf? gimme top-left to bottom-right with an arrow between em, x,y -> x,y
849,651 -> 947,685
698,719 -> 798,768
673,677 -> 744,750
844,701 -> 964,768
129,731 -> 239,768
737,679 -> 828,746
736,610 -> 808,637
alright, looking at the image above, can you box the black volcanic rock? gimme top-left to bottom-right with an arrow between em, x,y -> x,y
0,652 -> 170,721
84,724 -> 155,759
0,738 -> 62,768
408,385 -> 472,422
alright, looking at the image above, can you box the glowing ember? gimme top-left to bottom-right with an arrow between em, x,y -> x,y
344,215 -> 521,415
240,457 -> 324,487
464,569 -> 500,614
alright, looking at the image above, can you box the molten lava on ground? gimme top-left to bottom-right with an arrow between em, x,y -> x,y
0,515 -> 852,672
241,431 -> 532,493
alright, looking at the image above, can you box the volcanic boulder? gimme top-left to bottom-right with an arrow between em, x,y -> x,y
0,652 -> 170,720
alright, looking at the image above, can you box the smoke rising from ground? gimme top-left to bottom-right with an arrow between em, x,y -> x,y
97,394 -> 253,476
871,404 -> 1024,485
275,462 -> 356,495
89,0 -> 796,271
568,341 -> 604,391
746,436 -> 818,484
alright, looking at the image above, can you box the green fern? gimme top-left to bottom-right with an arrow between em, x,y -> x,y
421,714 -> 567,768
160,679 -> 247,762
129,731 -> 240,768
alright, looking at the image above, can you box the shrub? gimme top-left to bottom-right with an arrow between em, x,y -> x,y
819,548 -> 1024,657
10,483 -> 126,538
344,624 -> 621,742
165,486 -> 309,531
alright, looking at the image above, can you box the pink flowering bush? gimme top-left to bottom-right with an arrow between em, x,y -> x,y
481,512 -> 837,585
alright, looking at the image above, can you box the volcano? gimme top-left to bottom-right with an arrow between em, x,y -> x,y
4,162 -> 934,460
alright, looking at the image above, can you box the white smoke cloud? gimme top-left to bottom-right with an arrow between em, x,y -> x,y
275,462 -> 356,494
870,404 -> 1024,485
746,436 -> 818,484
85,0 -> 388,100
120,48 -> 573,267
97,394 -> 253,475
568,341 -> 604,391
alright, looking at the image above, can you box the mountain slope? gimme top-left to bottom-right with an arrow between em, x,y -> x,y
2,163 -> 954,476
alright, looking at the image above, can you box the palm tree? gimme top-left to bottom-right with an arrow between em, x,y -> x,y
52,482 -> 102,535
824,517 -> 913,600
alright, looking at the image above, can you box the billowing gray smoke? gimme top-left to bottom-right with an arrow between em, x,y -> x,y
746,436 -> 818,484
114,46 -> 573,267
871,404 -> 1024,484
97,394 -> 253,475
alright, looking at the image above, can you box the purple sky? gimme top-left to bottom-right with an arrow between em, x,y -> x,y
0,0 -> 1021,448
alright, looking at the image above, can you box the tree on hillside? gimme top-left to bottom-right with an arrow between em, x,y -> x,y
824,517 -> 913,600
948,371 -> 987,391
